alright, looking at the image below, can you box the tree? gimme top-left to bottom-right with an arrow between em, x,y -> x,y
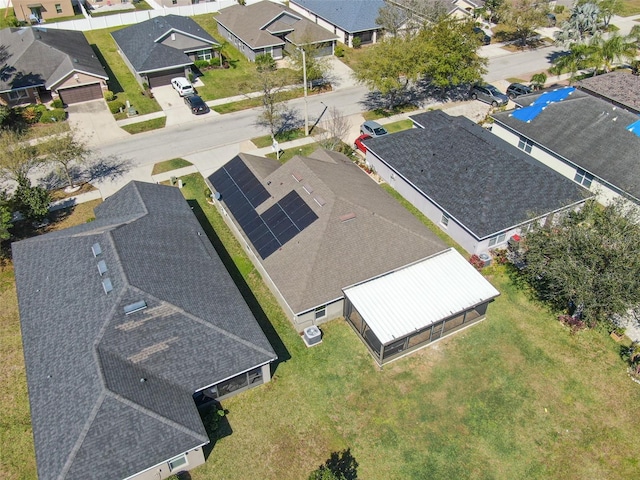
0,190 -> 12,242
249,54 -> 292,137
529,72 -> 547,90
39,126 -> 91,190
549,42 -> 597,80
288,41 -> 329,86
13,175 -> 51,222
352,35 -> 422,109
417,18 -> 488,89
554,2 -> 601,46
0,129 -> 40,183
589,33 -> 637,73
520,198 -> 640,327
376,0 -> 448,36
483,0 -> 506,23
595,0 -> 624,27
499,0 -> 549,46
313,106 -> 351,151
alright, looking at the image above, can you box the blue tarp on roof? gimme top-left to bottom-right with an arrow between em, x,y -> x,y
511,87 -> 576,123
626,118 -> 640,137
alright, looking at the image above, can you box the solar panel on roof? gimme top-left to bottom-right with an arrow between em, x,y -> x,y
279,191 -> 318,230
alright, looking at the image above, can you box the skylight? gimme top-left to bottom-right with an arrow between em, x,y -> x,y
124,300 -> 148,315
91,243 -> 102,257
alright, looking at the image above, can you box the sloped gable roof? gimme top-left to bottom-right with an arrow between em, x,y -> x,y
0,26 -> 107,92
492,89 -> 640,202
291,0 -> 386,33
366,110 -> 589,239
217,1 -> 336,49
208,150 -> 447,314
576,70 -> 640,114
111,15 -> 218,73
12,181 -> 276,480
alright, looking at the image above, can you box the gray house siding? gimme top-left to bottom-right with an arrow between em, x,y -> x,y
217,23 -> 283,61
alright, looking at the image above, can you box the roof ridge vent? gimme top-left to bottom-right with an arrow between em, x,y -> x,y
292,171 -> 303,182
302,183 -> 314,194
339,212 -> 356,222
91,243 -> 102,257
124,300 -> 148,315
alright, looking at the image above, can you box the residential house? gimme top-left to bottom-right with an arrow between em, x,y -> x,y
363,110 -> 590,254
0,26 -> 108,106
207,149 -> 499,365
216,1 -> 337,61
492,86 -> 640,205
576,69 -> 640,115
289,0 -> 385,47
13,0 -> 75,23
12,181 -> 277,480
111,15 -> 219,88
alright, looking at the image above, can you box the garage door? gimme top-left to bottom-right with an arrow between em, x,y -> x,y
58,83 -> 103,105
148,69 -> 185,88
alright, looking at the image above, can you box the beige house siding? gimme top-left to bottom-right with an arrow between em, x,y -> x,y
125,447 -> 206,480
52,72 -> 106,91
0,87 -> 39,106
13,0 -> 75,22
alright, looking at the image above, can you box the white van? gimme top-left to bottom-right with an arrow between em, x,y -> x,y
171,77 -> 195,97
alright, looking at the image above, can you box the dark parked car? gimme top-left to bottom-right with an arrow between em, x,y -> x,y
470,84 -> 509,107
360,120 -> 388,137
184,94 -> 209,115
473,27 -> 491,45
506,83 -> 533,99
354,133 -> 372,153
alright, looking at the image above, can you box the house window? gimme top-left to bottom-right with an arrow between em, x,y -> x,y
168,455 -> 188,472
7,90 -> 28,101
315,305 -> 326,320
517,136 -> 533,153
195,49 -> 212,61
488,232 -> 507,247
55,3 -> 62,13
574,168 -> 593,188
440,213 -> 449,227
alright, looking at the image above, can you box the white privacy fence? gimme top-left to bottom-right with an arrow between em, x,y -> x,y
17,0 -> 269,31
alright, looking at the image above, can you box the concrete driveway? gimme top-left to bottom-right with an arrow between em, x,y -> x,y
152,84 -> 217,127
67,99 -> 129,147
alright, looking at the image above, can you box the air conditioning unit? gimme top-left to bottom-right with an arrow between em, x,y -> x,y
478,253 -> 491,267
303,326 -> 322,347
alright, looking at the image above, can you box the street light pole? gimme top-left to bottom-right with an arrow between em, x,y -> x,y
300,47 -> 309,136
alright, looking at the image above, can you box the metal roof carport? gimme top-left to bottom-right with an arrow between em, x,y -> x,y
343,248 -> 500,365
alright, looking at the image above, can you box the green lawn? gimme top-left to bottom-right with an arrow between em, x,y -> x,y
178,175 -> 640,480
151,158 -> 193,176
620,0 -> 640,16
120,116 -> 166,134
83,28 -> 161,116
0,8 -> 17,28
266,143 -> 318,163
384,119 -> 414,133
252,128 -> 310,148
3,175 -> 640,480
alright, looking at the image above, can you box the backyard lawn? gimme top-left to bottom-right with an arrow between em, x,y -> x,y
2,176 -> 640,480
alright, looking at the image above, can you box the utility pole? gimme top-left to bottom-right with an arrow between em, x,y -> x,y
301,47 -> 309,136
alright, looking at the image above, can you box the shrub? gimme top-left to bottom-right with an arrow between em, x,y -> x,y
51,98 -> 64,109
558,314 -> 586,334
40,108 -> 66,123
108,100 -> 125,114
21,106 -> 41,124
469,254 -> 484,271
554,5 -> 564,14
104,90 -> 115,101
188,72 -> 195,83
352,37 -> 361,49
194,59 -> 210,69
334,44 -> 345,57
142,82 -> 150,91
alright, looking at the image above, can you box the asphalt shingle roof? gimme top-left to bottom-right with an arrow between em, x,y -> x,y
0,26 -> 106,92
208,150 -> 447,315
216,1 -> 336,49
12,181 -> 276,480
111,15 -> 218,73
492,89 -> 640,202
290,0 -> 385,33
365,110 -> 589,239
576,70 -> 640,114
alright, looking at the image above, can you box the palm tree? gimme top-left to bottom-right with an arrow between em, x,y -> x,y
549,42 -> 597,80
554,2 -> 601,47
590,34 -> 637,73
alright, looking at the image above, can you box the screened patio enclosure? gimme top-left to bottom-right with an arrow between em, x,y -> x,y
342,248 -> 500,365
